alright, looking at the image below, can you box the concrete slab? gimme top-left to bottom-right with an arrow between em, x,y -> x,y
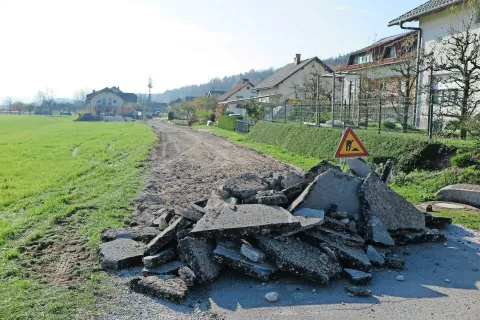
347,158 -> 372,178
145,217 -> 191,255
130,276 -> 188,303
177,237 -> 221,285
99,238 -> 145,270
437,184 -> 480,208
141,260 -> 184,276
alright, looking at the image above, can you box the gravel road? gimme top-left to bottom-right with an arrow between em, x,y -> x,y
93,120 -> 480,320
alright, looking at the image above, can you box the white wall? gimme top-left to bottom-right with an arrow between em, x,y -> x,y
416,4 -> 480,128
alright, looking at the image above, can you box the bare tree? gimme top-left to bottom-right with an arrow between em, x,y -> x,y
26,103 -> 35,115
73,88 -> 89,111
147,76 -> 153,104
11,101 -> 26,115
36,88 -> 56,116
431,2 -> 480,139
3,97 -> 12,114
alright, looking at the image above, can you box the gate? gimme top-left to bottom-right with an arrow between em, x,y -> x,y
235,119 -> 249,134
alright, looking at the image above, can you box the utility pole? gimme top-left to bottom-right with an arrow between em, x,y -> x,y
147,76 -> 153,112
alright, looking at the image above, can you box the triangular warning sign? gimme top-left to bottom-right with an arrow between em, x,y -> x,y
335,127 -> 369,158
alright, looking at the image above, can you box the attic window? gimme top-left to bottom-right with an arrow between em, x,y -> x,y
247,86 -> 250,89
384,46 -> 396,59
113,100 -> 116,104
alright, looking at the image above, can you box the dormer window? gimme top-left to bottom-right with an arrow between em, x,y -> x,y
384,46 -> 396,58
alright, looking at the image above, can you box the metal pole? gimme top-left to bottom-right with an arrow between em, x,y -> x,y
341,78 -> 345,131
428,67 -> 434,139
285,104 -> 287,123
357,75 -> 361,127
331,72 -> 336,127
378,98 -> 382,134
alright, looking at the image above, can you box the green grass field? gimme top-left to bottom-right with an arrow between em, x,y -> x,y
0,116 -> 156,319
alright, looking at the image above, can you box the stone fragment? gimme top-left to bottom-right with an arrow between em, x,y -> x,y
300,229 -> 371,271
390,228 -> 445,245
396,275 -> 404,281
192,204 -> 318,237
263,174 -> 283,190
282,182 -> 308,202
214,243 -> 277,281
359,173 -> 425,231
217,185 -> 231,199
151,209 -> 175,230
142,260 -> 184,276
366,245 -> 385,266
385,257 -> 405,269
346,221 -> 357,233
289,169 -> 363,217
142,248 -> 176,268
177,237 -> 221,284
328,211 -> 348,220
205,191 -> 238,213
256,236 -> 342,283
444,279 -> 451,283
101,228 -> 132,242
99,238 -> 145,270
380,159 -> 394,183
425,214 -> 452,228
365,216 -> 395,246
309,226 -> 365,246
344,268 -> 372,285
182,200 -> 207,222
324,217 -> 347,231
294,208 -> 325,220
304,160 -> 342,183
345,286 -> 372,297
255,190 -> 288,206
240,243 -> 266,262
145,217 -> 191,255
265,292 -> 279,302
340,218 -> 350,225
130,276 -> 188,303
131,227 -> 161,243
178,266 -> 196,287
347,158 -> 372,179
223,173 -> 268,199
281,172 -> 305,189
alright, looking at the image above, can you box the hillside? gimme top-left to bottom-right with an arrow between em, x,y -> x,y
153,53 -> 350,102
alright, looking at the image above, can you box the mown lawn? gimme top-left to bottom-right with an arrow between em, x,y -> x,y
0,116 -> 156,319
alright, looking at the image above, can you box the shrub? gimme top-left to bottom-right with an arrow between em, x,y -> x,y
168,111 -> 174,120
75,113 -> 99,121
445,120 -> 461,132
188,116 -> 199,126
218,115 -> 238,131
382,121 -> 397,130
450,153 -> 475,168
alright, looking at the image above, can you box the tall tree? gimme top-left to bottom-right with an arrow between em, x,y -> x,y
36,88 -> 56,116
73,88 -> 89,111
3,97 -> 12,114
11,101 -> 26,115
431,2 -> 480,139
26,103 -> 35,115
147,76 -> 153,104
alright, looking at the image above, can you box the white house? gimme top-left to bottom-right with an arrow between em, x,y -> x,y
389,0 -> 480,129
254,54 -> 333,101
217,79 -> 256,115
86,86 -> 137,116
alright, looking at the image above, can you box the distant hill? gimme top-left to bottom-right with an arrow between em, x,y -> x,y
152,54 -> 351,102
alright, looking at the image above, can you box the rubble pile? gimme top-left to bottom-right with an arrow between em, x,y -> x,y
99,160 -> 451,303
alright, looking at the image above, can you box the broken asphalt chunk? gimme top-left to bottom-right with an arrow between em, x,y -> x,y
425,214 -> 452,229
344,268 -> 372,285
345,286 -> 372,297
289,169 -> 363,217
304,160 -> 341,183
384,257 -> 405,269
390,228 -> 445,245
366,245 -> 385,266
359,173 -> 425,231
177,237 -> 221,285
142,260 -> 185,276
365,216 -> 395,247
255,190 -> 289,206
145,217 -> 191,255
240,243 -> 266,262
101,228 -> 132,242
99,238 -> 145,270
214,243 -> 278,281
191,204 -> 319,237
222,173 -> 268,199
142,248 -> 176,268
130,276 -> 188,303
256,236 -> 342,284
178,266 -> 196,287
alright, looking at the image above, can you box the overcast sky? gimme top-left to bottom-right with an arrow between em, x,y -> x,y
0,0 -> 422,102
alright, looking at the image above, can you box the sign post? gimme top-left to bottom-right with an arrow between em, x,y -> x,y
334,127 -> 369,159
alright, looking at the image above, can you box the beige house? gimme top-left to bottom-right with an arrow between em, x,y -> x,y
217,79 -> 256,115
255,54 -> 333,102
86,86 -> 137,116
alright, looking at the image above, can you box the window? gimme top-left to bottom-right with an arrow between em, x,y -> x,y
236,96 -> 243,99
113,100 -> 116,104
384,46 -> 396,59
353,53 -> 372,65
247,86 -> 250,89
108,97 -> 112,106
102,98 -> 106,106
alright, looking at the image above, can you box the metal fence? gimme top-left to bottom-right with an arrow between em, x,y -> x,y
261,97 -> 474,146
235,119 -> 249,134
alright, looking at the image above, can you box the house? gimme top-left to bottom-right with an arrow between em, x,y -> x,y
389,0 -> 479,128
217,79 -> 257,115
86,86 -> 137,116
149,102 -> 168,113
205,90 -> 227,97
255,54 -> 333,101
340,32 -> 419,108
184,96 -> 197,102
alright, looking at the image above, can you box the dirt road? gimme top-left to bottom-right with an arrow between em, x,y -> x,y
95,120 -> 480,320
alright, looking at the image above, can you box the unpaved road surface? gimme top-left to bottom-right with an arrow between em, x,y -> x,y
94,120 -> 480,320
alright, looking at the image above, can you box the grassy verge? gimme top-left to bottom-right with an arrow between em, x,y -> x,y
433,209 -> 480,230
193,125 -> 320,169
0,116 -> 156,319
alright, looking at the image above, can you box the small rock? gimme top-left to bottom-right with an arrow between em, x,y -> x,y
444,279 -> 450,283
434,262 -> 440,266
265,292 -> 279,302
178,266 -> 196,287
312,289 -> 316,293
396,275 -> 404,281
344,286 -> 372,297
385,257 -> 405,269
340,218 -> 350,225
473,268 -> 479,272
142,249 -> 176,268
240,243 -> 266,262
344,268 -> 372,285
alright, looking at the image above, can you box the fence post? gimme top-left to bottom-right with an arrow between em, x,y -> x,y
285,105 -> 287,123
271,107 -> 274,122
331,72 -> 336,127
378,98 -> 382,134
300,104 -> 302,123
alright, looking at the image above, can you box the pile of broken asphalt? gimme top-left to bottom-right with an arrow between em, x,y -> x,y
98,160 -> 452,303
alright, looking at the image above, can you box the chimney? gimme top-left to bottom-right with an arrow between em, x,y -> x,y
295,54 -> 301,65
242,78 -> 249,83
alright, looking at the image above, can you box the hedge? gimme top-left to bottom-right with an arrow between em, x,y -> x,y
246,121 -> 457,172
218,115 -> 237,131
